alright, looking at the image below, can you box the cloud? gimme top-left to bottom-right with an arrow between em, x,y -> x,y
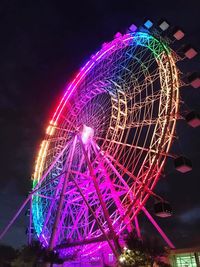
179,207 -> 200,224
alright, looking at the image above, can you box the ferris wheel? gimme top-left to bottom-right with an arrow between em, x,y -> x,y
31,28 -> 180,257
1,19 -> 199,265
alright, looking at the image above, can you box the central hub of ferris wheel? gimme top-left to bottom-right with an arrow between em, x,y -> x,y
81,124 -> 94,144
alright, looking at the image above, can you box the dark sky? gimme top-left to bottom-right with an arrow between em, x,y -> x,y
0,0 -> 200,248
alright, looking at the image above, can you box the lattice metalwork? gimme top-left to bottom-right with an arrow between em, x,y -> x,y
32,31 -> 180,258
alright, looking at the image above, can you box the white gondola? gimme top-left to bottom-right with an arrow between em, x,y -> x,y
174,156 -> 192,173
154,201 -> 172,218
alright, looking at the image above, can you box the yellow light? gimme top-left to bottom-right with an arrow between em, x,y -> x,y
33,140 -> 49,184
46,123 -> 56,136
119,256 -> 125,263
46,125 -> 51,135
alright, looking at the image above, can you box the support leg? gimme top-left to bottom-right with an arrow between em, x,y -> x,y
71,174 -> 118,259
134,215 -> 141,239
79,136 -> 121,256
28,196 -> 33,245
48,136 -> 77,250
0,138 -> 72,240
142,206 -> 175,248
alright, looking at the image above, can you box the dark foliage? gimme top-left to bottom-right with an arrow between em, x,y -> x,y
9,241 -> 64,266
126,233 -> 166,259
119,233 -> 171,267
0,244 -> 18,267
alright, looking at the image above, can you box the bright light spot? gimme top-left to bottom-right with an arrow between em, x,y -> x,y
144,19 -> 153,29
119,256 -> 125,263
123,246 -> 128,251
81,125 -> 94,144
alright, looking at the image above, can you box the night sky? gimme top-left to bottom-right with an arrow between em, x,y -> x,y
0,0 -> 200,249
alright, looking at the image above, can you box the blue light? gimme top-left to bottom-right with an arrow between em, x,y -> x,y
144,19 -> 153,29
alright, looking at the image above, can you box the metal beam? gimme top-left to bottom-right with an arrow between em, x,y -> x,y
79,136 -> 121,256
70,169 -> 118,258
142,206 -> 175,249
56,235 -> 109,249
0,140 -> 72,240
48,135 -> 77,250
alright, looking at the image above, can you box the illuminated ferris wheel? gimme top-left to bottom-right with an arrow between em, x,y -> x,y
32,27 -> 180,256
1,19 -> 199,265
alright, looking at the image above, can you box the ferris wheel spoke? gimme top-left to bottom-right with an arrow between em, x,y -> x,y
124,44 -> 154,75
96,137 -> 173,160
78,136 -> 122,254
127,92 -> 161,121
61,115 -> 79,131
87,219 -> 97,237
94,142 -> 136,198
92,142 -> 138,232
126,70 -> 160,97
52,141 -> 114,242
58,154 -> 89,240
32,136 -> 75,195
130,90 -> 161,110
67,205 -> 83,240
126,117 -> 168,128
122,53 -> 158,92
92,141 -> 129,192
103,152 -> 159,203
69,163 -> 118,257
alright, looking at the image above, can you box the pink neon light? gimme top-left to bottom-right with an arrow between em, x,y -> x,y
51,34 -> 134,125
54,62 -> 95,124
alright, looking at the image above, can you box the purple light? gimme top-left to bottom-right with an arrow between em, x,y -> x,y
129,24 -> 137,32
114,32 -> 122,38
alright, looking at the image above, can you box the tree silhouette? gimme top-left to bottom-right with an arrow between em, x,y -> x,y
119,233 -> 171,267
11,241 -> 64,267
11,241 -> 45,267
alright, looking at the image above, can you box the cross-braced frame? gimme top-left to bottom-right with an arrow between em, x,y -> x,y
30,32 -> 180,259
